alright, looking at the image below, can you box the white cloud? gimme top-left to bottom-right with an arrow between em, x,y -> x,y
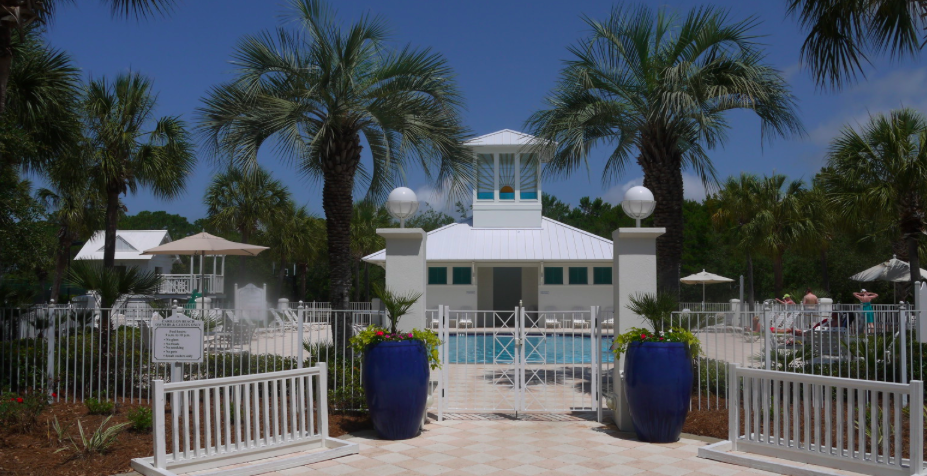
602,173 -> 706,204
414,183 -> 465,216
809,67 -> 927,146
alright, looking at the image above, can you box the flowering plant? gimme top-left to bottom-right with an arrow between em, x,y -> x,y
350,326 -> 442,369
348,284 -> 442,369
611,327 -> 701,358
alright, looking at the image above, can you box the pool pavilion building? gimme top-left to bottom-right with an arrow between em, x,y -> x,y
363,129 -> 614,314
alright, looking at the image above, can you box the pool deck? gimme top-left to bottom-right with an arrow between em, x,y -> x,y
225,416 -> 869,476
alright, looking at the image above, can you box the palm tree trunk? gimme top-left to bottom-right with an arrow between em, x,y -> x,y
641,144 -> 683,295
277,257 -> 287,300
364,262 -> 370,302
50,233 -> 72,303
0,26 -> 11,117
747,252 -> 755,312
773,251 -> 784,297
103,185 -> 121,268
322,131 -> 362,353
353,259 -> 360,302
907,232 -> 922,284
820,249 -> 831,294
298,262 -> 308,300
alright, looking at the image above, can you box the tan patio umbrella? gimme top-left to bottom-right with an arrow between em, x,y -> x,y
142,232 -> 269,296
680,269 -> 734,303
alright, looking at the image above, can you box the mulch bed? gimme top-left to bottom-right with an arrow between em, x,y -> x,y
0,402 -> 372,476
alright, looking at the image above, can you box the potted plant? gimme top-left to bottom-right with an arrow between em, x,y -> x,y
350,285 -> 440,440
612,293 -> 700,443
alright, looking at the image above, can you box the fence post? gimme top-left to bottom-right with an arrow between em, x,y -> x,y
763,303 -> 772,371
901,303 -> 909,407
911,380 -> 923,476
152,380 -> 167,469
317,362 -> 328,441
728,363 -> 739,450
45,303 -> 56,398
593,305 -> 602,423
297,302 -> 305,369
437,305 -> 444,423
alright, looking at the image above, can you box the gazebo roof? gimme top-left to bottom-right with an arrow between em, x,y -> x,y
362,217 -> 613,265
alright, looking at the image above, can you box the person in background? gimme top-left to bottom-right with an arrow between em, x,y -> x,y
853,289 -> 878,333
776,294 -> 795,305
802,288 -> 818,307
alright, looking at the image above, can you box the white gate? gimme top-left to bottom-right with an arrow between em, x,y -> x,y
434,306 -> 610,417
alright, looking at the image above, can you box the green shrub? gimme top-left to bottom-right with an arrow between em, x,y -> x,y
125,406 -> 152,432
84,397 -> 115,415
696,357 -> 728,397
56,416 -> 130,456
0,388 -> 50,433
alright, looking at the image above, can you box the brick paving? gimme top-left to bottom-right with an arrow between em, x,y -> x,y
234,418 -> 869,476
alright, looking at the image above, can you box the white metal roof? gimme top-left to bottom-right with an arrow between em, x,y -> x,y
464,129 -> 544,147
363,217 -> 613,265
74,230 -> 173,261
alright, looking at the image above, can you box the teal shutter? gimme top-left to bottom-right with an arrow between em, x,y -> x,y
452,267 -> 472,285
568,267 -> 588,285
593,267 -> 612,285
543,267 -> 563,285
428,267 -> 447,285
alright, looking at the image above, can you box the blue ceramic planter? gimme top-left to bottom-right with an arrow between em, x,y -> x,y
624,341 -> 693,443
362,340 -> 429,440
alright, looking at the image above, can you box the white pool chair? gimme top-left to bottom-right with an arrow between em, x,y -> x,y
601,318 -> 614,329
542,315 -> 561,328
572,317 -> 591,328
457,317 -> 474,328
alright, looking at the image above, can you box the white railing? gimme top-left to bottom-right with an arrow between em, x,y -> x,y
0,305 -> 380,407
131,364 -> 358,476
728,365 -> 923,476
158,274 -> 224,295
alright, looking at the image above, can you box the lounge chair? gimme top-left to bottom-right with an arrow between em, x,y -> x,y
571,316 -> 590,328
542,314 -> 561,328
269,309 -> 297,333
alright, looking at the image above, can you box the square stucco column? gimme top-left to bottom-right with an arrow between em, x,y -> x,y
610,227 -> 665,432
377,228 -> 427,332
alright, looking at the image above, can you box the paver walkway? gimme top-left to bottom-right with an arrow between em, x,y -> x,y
245,418 -> 865,476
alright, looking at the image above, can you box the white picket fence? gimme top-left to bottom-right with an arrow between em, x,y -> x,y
131,364 -> 358,476
726,365 -> 923,476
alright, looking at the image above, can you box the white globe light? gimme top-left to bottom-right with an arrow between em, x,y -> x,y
620,185 -> 656,226
386,187 -> 420,227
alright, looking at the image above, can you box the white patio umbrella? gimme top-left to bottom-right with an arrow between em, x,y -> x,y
680,269 -> 734,303
141,232 -> 269,296
849,255 -> 927,283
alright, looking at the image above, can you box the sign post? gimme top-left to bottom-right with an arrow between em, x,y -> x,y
152,308 -> 204,383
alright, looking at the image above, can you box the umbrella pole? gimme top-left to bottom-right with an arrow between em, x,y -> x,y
702,284 -> 706,304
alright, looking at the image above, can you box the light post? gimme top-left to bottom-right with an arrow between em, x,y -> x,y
620,185 -> 656,227
386,187 -> 420,228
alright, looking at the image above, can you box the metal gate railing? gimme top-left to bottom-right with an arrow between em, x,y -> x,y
433,305 -> 610,418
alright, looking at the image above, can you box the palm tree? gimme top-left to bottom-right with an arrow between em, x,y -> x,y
351,200 -> 390,302
743,175 -> 810,297
262,199 -> 310,299
526,5 -> 803,294
0,0 -> 175,116
204,165 -> 290,244
820,108 -> 927,285
1,26 -> 80,173
797,179 -> 837,294
197,0 -> 473,317
786,0 -> 927,89
292,211 -> 325,300
37,159 -> 106,303
711,173 -> 762,309
83,72 -> 195,268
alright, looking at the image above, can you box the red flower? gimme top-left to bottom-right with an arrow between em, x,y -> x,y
16,398 -> 23,403
640,334 -> 647,339
51,393 -> 57,398
659,337 -> 664,341
376,331 -> 384,336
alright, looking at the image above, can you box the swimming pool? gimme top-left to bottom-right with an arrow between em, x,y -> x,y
444,334 -> 615,364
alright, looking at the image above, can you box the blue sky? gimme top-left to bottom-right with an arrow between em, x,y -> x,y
42,0 -> 927,220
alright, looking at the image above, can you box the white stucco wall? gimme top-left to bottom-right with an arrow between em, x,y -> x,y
521,267 -> 539,311
538,285 -> 612,312
426,285 -> 477,310
378,228 -> 427,332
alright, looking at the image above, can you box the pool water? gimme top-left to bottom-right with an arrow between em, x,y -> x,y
444,334 -> 615,364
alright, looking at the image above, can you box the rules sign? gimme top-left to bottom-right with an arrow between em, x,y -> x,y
152,312 -> 204,363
